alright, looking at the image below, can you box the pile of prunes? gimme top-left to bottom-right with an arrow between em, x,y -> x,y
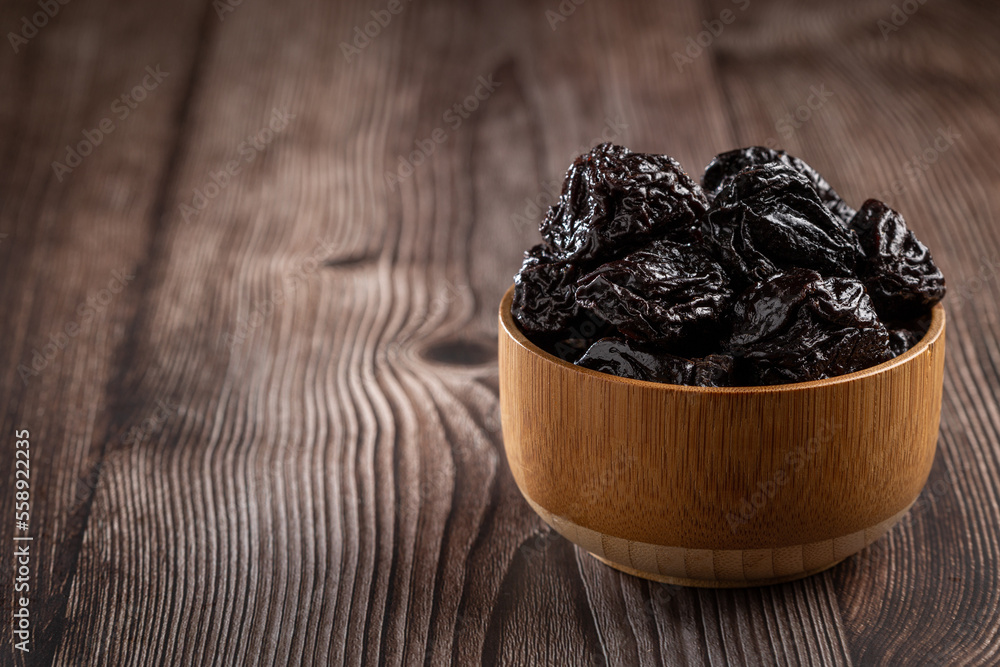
512,144 -> 945,387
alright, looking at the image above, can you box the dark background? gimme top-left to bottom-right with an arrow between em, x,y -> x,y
1,0 -> 998,664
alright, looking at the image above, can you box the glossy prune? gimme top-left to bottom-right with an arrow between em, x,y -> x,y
704,164 -> 862,286
575,239 -> 731,344
702,146 -> 856,223
850,199 -> 946,319
576,337 -> 734,386
511,244 -> 582,335
887,328 -> 922,357
512,144 -> 945,387
540,143 -> 708,263
728,270 -> 893,385
545,310 -> 616,363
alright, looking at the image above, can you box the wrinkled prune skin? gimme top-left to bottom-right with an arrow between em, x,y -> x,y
888,328 -> 922,357
511,143 -> 945,387
886,314 -> 931,358
850,199 -> 946,319
540,143 -> 708,263
576,337 -> 734,386
702,146 -> 856,223
728,270 -> 893,385
575,239 -> 731,344
704,164 -> 862,287
544,310 -> 616,364
512,244 -> 582,335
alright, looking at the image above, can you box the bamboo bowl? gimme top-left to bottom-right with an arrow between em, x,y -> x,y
498,285 -> 946,587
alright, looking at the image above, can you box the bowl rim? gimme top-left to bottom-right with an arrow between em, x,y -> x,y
499,284 -> 946,394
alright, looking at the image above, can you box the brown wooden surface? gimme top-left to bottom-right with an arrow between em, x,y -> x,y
0,0 -> 997,664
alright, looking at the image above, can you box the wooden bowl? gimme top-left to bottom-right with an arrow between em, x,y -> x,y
498,285 -> 946,587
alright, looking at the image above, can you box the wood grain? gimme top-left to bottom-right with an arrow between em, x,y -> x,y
0,0 -> 209,663
703,0 -> 1000,662
0,0 -> 997,664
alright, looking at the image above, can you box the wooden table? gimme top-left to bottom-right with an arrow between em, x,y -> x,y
2,0 -> 998,664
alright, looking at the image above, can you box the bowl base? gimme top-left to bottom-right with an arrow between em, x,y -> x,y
524,494 -> 913,588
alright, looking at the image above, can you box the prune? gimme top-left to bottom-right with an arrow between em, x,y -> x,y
702,146 -> 856,223
728,269 -> 893,385
885,314 -> 931,357
512,244 -> 582,335
544,310 -> 616,363
575,239 -> 731,344
887,328 -> 922,357
850,199 -> 946,319
540,143 -> 708,263
576,337 -> 734,386
703,164 -> 862,286
549,337 -> 592,364
511,144 -> 945,387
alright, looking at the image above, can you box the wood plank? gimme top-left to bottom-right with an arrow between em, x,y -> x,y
6,0 -> 996,664
706,0 -> 1000,664
49,0 -> 858,665
53,0 -> 424,662
0,0 -> 207,663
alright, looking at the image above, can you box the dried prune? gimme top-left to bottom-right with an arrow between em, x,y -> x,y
576,337 -> 734,386
702,146 -> 856,223
544,310 -> 615,363
688,354 -> 735,387
887,328 -> 922,357
575,239 -> 731,344
885,313 -> 931,357
540,143 -> 708,263
512,244 -> 582,335
850,199 -> 946,319
703,164 -> 862,286
728,269 -> 893,385
511,143 -> 945,387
